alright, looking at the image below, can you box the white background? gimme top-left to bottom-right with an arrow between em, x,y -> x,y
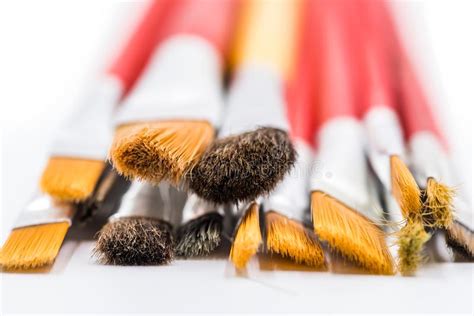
0,0 -> 473,314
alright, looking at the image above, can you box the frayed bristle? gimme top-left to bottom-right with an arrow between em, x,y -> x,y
265,211 -> 325,268
229,203 -> 262,269
311,192 -> 394,275
390,155 -> 422,221
175,212 -> 223,258
40,157 -> 105,202
0,222 -> 69,270
424,178 -> 454,228
93,217 -> 174,265
397,221 -> 430,276
189,127 -> 296,204
110,121 -> 214,184
446,221 -> 474,259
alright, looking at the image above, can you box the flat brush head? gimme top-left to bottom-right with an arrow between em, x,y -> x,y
311,192 -> 394,275
390,155 -> 422,221
110,121 -> 214,184
189,127 -> 296,204
446,221 -> 474,260
175,212 -> 223,258
424,178 -> 454,228
266,211 -> 325,268
40,157 -> 105,202
0,222 -> 69,270
93,217 -> 174,265
397,221 -> 430,276
229,202 -> 262,269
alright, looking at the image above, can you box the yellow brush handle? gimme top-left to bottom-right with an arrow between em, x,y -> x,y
231,0 -> 302,78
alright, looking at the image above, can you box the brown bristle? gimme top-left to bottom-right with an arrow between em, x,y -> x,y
397,221 -> 430,276
110,121 -> 214,184
390,155 -> 422,221
93,217 -> 174,265
0,222 -> 69,270
40,157 -> 105,202
311,192 -> 394,275
189,127 -> 296,204
229,202 -> 262,269
265,211 -> 325,268
424,178 -> 454,228
446,221 -> 474,259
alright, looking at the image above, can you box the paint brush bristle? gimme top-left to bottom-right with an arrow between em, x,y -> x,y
396,221 -> 430,275
110,121 -> 214,184
446,221 -> 474,259
424,178 -> 454,228
175,212 -> 223,258
0,222 -> 70,270
266,211 -> 325,268
390,156 -> 422,221
40,157 -> 105,202
93,217 -> 174,265
311,192 -> 394,274
190,127 -> 296,204
229,202 -> 262,269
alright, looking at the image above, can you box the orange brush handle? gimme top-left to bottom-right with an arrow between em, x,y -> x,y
309,0 -> 360,129
285,3 -> 315,146
108,0 -> 173,95
157,0 -> 238,56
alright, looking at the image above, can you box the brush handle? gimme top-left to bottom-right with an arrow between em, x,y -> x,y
115,0 -> 237,127
231,0 -> 302,80
14,195 -> 75,229
108,0 -> 173,95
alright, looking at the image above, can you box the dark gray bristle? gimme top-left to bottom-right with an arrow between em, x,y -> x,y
175,212 -> 223,258
188,127 -> 296,204
93,217 -> 174,265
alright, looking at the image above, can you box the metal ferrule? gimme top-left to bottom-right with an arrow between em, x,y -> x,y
14,194 -> 75,229
263,140 -> 312,221
220,65 -> 289,137
181,193 -> 219,223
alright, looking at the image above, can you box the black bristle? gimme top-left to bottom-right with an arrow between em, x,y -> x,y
189,127 -> 296,204
93,217 -> 174,265
175,212 -> 223,258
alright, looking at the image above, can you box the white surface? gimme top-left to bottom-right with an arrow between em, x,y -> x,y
0,1 -> 473,314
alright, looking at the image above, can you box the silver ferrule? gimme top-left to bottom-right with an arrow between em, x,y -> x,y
14,194 -> 75,229
181,193 -> 218,223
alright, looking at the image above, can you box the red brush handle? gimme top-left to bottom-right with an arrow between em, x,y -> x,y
108,0 -> 172,95
309,0 -> 361,129
367,0 -> 444,142
157,0 -> 238,56
285,4 -> 315,147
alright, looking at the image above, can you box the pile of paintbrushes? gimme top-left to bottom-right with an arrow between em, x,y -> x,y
1,0 -> 472,277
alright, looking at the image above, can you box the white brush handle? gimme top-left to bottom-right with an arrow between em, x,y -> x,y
409,132 -> 472,229
310,117 -> 380,222
181,194 -> 217,223
363,106 -> 406,190
115,35 -> 223,127
263,140 -> 312,221
220,65 -> 289,137
50,76 -> 123,160
14,195 -> 75,229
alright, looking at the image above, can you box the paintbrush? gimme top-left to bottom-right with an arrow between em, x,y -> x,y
93,181 -> 186,265
110,0 -> 238,185
189,0 -> 301,205
308,0 -> 393,275
0,1 -> 170,270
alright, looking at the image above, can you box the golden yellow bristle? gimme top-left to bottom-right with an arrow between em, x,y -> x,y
390,155 -> 422,220
40,157 -> 105,202
397,221 -> 430,276
229,202 -> 262,269
0,222 -> 69,270
425,178 -> 454,228
311,192 -> 394,275
265,211 -> 325,268
110,120 -> 214,184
